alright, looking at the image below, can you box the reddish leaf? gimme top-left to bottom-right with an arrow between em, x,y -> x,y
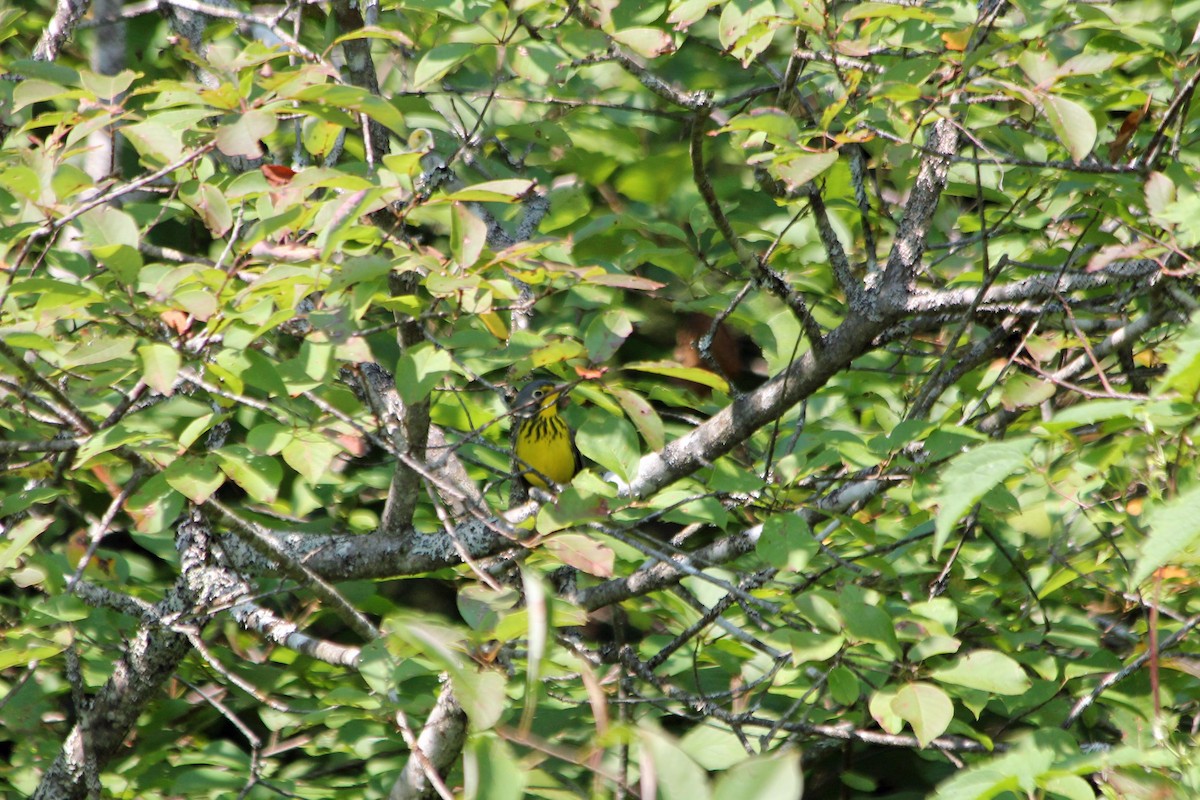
262,164 -> 297,187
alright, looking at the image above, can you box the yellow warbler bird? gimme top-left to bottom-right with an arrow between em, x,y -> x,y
512,379 -> 579,489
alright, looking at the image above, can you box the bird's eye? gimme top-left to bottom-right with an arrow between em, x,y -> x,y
533,389 -> 544,398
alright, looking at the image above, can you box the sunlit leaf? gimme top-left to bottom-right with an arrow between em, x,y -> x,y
713,749 -> 803,800
930,650 -> 1032,695
413,42 -> 477,88
137,343 -> 181,396
891,683 -> 953,747
214,109 -> 276,158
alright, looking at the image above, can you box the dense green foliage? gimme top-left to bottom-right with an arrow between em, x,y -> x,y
3,0 -> 1200,797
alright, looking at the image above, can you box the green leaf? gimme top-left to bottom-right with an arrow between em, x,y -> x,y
827,665 -> 860,705
290,83 -> 406,135
61,335 -> 135,370
215,446 -> 283,503
794,592 -> 843,633
712,749 -> 803,800
1157,314 -> 1200,396
1042,94 -> 1096,162
278,340 -> 335,393
450,201 -> 487,267
843,1 -> 939,20
576,413 -> 640,484
720,108 -> 800,140
930,728 -> 1076,799
80,206 -> 139,251
1018,50 -> 1057,86
610,386 -> 664,451
217,349 -> 288,397
465,736 -> 527,800
312,189 -> 376,261
281,431 -> 341,484
719,0 -> 778,66
0,487 -> 59,518
534,487 -> 611,533
138,343 -> 182,396
668,0 -> 718,28
79,68 -> 137,99
681,726 -> 751,771
999,372 -> 1055,410
356,640 -> 397,695
909,635 -> 962,662
1043,774 -> 1101,800
181,181 -> 233,237
623,361 -> 729,393
0,516 -> 53,571
13,79 -> 76,110
1145,171 -> 1175,224
395,343 -> 455,405
452,667 -> 507,732
583,309 -> 633,363
413,42 -> 477,88
930,650 -> 1032,695
1055,52 -> 1119,80
782,630 -> 844,664
247,423 -> 293,454
0,641 -> 68,671
164,456 -> 226,503
639,723 -> 712,800
770,150 -> 839,191
933,438 -> 1035,554
1036,399 -> 1140,433
611,27 -> 675,58
891,683 -> 953,747
755,514 -> 815,573
443,179 -> 535,202
457,585 -> 518,632
840,587 -> 901,659
1131,484 -> 1200,585
868,686 -> 904,735
126,112 -> 209,167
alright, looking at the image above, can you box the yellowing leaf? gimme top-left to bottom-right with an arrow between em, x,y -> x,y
544,533 -> 615,577
623,361 -> 729,393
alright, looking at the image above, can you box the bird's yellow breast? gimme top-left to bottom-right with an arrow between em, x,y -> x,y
515,409 -> 576,488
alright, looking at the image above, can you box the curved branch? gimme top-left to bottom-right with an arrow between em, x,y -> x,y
627,312 -> 886,499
